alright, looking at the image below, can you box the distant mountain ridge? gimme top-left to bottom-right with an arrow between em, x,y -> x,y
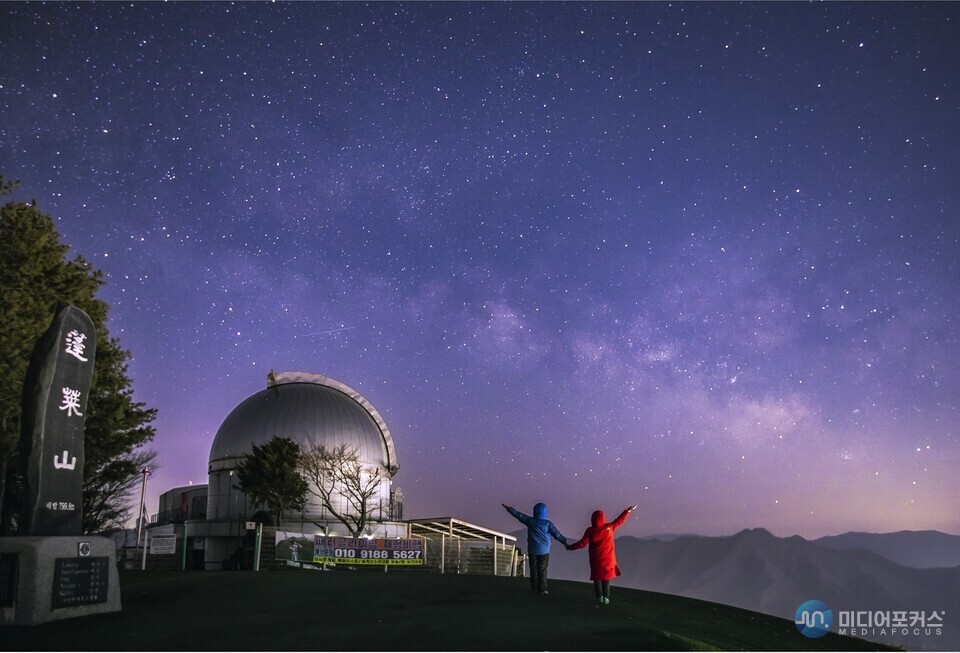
547,527 -> 959,651
813,530 -> 960,569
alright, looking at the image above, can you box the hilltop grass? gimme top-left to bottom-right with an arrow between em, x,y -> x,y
2,567 -> 894,651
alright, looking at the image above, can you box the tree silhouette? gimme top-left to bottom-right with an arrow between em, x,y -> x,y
0,195 -> 156,534
235,436 -> 308,525
299,442 -> 383,537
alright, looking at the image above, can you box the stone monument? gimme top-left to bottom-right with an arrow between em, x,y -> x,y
0,303 -> 122,625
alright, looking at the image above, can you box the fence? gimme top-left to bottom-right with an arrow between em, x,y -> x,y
131,518 -> 519,575
418,535 -> 519,576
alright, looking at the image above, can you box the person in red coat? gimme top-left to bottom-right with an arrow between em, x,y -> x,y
565,504 -> 636,605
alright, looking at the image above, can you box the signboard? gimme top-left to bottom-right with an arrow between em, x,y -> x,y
19,304 -> 96,536
0,553 -> 17,608
150,535 -> 177,555
275,531 -> 314,562
313,536 -> 423,566
51,556 -> 109,609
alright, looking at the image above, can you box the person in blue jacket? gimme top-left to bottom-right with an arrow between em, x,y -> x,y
502,501 -> 568,594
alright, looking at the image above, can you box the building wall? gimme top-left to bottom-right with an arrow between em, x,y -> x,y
156,485 -> 207,524
206,468 -> 393,524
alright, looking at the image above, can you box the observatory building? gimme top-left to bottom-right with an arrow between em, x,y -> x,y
196,371 -> 406,567
208,371 -> 401,524
141,370 -> 516,574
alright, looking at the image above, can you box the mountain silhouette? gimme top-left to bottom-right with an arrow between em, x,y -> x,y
549,528 -> 959,651
813,530 -> 960,569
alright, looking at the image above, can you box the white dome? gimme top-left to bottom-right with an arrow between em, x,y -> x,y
208,372 -> 397,474
205,372 -> 397,523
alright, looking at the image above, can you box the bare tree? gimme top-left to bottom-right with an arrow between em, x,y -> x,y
299,442 -> 383,537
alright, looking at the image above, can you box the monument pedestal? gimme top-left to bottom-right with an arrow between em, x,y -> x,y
0,536 -> 122,625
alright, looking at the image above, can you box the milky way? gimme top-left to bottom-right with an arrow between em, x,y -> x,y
2,2 -> 958,538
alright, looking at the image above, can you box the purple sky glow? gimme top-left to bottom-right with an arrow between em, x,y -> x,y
2,2 -> 958,539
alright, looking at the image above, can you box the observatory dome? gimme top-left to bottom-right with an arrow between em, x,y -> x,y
206,371 -> 397,522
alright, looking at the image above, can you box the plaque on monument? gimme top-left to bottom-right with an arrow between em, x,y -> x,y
19,304 -> 96,536
51,556 -> 109,609
0,553 -> 17,608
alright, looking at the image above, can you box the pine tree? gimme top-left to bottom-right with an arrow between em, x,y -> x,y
236,436 -> 308,526
82,339 -> 158,532
0,197 -> 157,534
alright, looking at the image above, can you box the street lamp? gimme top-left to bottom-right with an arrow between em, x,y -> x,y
135,467 -> 151,564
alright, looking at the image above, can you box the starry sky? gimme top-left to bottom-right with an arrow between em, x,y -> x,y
2,2 -> 958,540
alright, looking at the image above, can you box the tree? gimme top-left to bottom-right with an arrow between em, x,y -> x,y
82,342 -> 159,532
84,450 -> 157,533
235,436 -> 308,525
299,442 -> 384,537
0,176 -> 20,196
0,197 -> 157,534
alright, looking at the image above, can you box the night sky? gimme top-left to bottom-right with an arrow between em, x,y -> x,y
2,2 -> 958,539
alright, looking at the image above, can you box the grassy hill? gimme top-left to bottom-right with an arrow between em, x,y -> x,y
2,568 -> 894,651
545,528 -> 956,651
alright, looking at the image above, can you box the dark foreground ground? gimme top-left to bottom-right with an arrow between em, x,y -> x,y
2,568 -> 894,651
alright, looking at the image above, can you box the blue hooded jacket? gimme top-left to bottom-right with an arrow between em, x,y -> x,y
507,502 -> 567,555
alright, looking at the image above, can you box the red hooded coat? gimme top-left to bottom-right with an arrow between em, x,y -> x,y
567,508 -> 631,581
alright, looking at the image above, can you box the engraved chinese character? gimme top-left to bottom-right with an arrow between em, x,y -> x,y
54,450 -> 77,470
64,330 -> 89,361
59,387 -> 83,417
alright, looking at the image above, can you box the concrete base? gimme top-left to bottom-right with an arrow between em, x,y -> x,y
0,536 -> 122,625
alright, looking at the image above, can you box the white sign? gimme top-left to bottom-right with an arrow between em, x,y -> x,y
150,534 -> 177,554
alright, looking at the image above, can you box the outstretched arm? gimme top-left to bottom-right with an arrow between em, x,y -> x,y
609,505 -> 636,532
503,504 -> 530,525
566,530 -> 590,550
